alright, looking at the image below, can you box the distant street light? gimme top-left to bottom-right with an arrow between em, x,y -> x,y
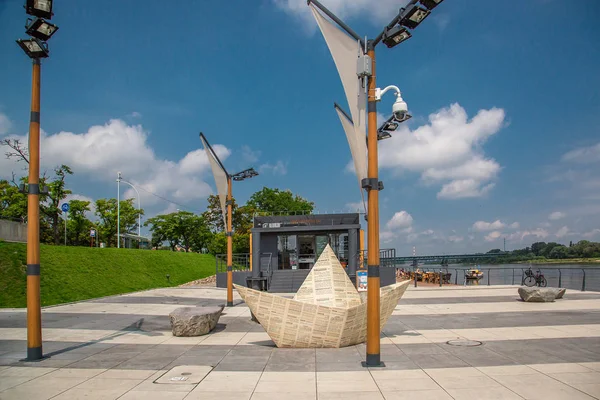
116,173 -> 143,248
18,0 -> 59,362
308,0 -> 444,367
200,133 -> 259,307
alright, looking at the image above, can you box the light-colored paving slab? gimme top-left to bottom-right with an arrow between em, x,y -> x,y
0,285 -> 599,399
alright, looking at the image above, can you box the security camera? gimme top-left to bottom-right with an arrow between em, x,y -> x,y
392,95 -> 408,121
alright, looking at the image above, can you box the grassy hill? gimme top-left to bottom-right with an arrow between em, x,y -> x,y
0,241 -> 216,308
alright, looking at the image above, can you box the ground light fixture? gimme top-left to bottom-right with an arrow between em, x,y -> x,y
420,0 -> 444,10
400,4 -> 431,29
26,18 -> 58,41
16,37 -> 49,58
382,25 -> 411,48
25,0 -> 53,19
231,168 -> 259,181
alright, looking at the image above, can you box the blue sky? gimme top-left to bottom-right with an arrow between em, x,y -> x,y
1,0 -> 599,255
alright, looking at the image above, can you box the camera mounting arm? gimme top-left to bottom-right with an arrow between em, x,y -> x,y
375,85 -> 401,101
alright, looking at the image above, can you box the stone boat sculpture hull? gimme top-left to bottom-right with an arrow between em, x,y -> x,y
234,245 -> 410,348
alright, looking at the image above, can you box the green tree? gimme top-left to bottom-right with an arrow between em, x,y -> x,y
0,179 -> 27,220
247,187 -> 314,214
95,198 -> 144,247
207,232 -> 227,255
531,242 -> 547,256
145,211 -> 212,252
66,200 -> 92,246
41,165 -> 73,245
202,194 -> 254,234
549,245 -> 569,259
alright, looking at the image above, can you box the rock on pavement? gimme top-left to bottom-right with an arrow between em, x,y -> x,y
169,306 -> 223,337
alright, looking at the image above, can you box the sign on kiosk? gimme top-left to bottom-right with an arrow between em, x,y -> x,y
357,269 -> 367,292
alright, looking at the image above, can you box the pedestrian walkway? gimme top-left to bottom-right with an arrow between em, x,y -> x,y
1,285 -> 600,399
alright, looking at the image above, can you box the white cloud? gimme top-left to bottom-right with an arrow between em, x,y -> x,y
583,229 -> 600,238
380,230 -> 396,244
0,118 -> 228,209
509,222 -> 520,229
386,211 -> 413,230
345,201 -> 364,212
241,145 -> 260,164
484,231 -> 502,242
555,226 -> 570,238
0,112 -> 11,136
379,104 -> 505,199
259,160 -> 288,176
561,142 -> 600,164
506,229 -> 549,242
448,235 -> 464,243
129,111 -> 142,118
272,0 -> 410,30
548,211 -> 566,220
472,219 -> 505,232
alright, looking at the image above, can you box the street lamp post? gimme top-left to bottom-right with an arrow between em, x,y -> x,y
117,172 -> 121,248
308,0 -> 444,367
200,133 -> 259,307
16,0 -> 59,361
119,178 -> 142,245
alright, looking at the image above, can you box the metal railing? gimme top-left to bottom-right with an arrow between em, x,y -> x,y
215,253 -> 251,274
358,248 -> 397,268
402,265 -> 600,292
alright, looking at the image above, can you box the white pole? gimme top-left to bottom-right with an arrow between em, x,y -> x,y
117,172 -> 121,248
120,179 -> 141,248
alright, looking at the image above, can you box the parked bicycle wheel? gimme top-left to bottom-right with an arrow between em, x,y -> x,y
538,277 -> 547,287
524,276 -> 536,287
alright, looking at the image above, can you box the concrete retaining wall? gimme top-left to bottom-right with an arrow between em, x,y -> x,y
0,220 -> 27,243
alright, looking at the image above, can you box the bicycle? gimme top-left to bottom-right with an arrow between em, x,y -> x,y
523,268 -> 547,287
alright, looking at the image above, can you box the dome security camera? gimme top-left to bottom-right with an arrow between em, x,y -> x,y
392,95 -> 408,121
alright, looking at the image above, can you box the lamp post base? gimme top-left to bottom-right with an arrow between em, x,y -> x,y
21,346 -> 45,362
362,354 -> 385,368
226,301 -> 233,307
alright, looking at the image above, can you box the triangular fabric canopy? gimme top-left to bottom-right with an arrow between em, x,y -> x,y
310,4 -> 368,188
200,136 -> 228,228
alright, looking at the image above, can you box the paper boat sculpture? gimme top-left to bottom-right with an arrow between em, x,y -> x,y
234,244 -> 410,348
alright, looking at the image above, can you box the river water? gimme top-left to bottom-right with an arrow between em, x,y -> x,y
422,263 -> 600,292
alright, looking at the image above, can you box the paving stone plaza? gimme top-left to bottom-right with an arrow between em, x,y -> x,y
1,285 -> 600,399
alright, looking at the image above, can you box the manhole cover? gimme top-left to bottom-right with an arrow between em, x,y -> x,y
446,339 -> 483,347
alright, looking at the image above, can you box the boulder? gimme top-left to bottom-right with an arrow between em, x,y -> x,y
518,287 -> 556,302
169,306 -> 223,337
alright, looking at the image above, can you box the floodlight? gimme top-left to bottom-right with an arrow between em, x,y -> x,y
420,0 -> 444,10
400,4 -> 431,29
26,18 -> 58,41
16,38 -> 49,58
377,131 -> 392,141
25,0 -> 53,19
231,168 -> 259,181
381,121 -> 399,132
382,25 -> 411,48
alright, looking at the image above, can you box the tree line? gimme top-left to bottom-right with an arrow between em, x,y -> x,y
482,240 -> 600,263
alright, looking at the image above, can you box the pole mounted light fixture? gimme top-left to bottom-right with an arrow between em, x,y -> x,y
420,0 -> 444,10
231,168 -> 259,181
25,0 -> 54,19
26,18 -> 59,41
400,4 -> 431,29
382,26 -> 411,48
16,37 -> 49,58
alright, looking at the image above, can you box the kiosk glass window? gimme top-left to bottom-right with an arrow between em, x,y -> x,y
277,235 -> 297,270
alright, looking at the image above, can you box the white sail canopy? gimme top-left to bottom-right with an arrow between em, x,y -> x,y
200,135 -> 228,228
310,4 -> 368,187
